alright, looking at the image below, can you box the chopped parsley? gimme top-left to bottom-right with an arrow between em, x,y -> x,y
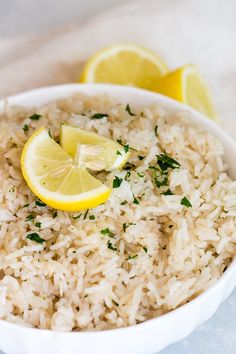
35,222 -> 41,228
26,232 -> 45,244
52,211 -> 58,219
138,155 -> 144,160
25,214 -> 35,222
143,246 -> 148,253
153,172 -> 168,188
181,197 -> 192,208
100,227 -> 115,238
89,215 -> 95,220
29,113 -> 42,121
156,153 -> 180,172
154,125 -> 158,137
133,195 -> 140,205
126,254 -> 138,260
91,113 -> 109,119
107,240 -> 117,251
35,199 -> 46,207
125,104 -> 135,116
121,200 -> 128,205
83,210 -> 89,219
122,222 -> 135,232
72,213 -> 82,220
113,176 -> 123,188
22,203 -> 29,208
125,171 -> 131,181
161,189 -> 174,196
23,124 -> 29,133
137,172 -> 144,178
116,150 -> 122,156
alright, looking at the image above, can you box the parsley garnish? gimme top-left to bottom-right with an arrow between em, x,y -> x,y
26,232 -> 45,244
83,210 -> 89,219
116,150 -> 122,156
154,125 -> 158,137
133,196 -> 140,205
125,171 -> 131,181
52,211 -> 58,219
113,176 -> 123,188
35,199 -> 46,207
156,153 -> 180,172
100,227 -> 115,238
143,246 -> 148,253
138,155 -> 144,160
29,113 -> 42,121
23,124 -> 29,133
91,113 -> 109,119
25,214 -> 35,222
35,222 -> 41,228
107,240 -> 117,251
22,203 -> 29,208
72,213 -> 82,220
125,104 -> 135,116
137,172 -> 144,178
181,197 -> 192,208
121,200 -> 128,205
161,189 -> 174,196
126,254 -> 138,260
48,129 -> 52,138
89,215 -> 95,220
122,222 -> 135,232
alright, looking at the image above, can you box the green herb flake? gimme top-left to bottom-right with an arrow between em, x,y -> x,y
161,189 -> 174,196
48,129 -> 52,138
143,246 -> 148,253
29,113 -> 42,121
35,222 -> 41,228
83,210 -> 89,219
181,196 -> 192,208
23,124 -> 29,133
122,222 -> 135,232
133,196 -> 140,205
126,254 -> 138,260
100,227 -> 115,238
52,211 -> 58,219
35,199 -> 46,207
107,240 -> 117,251
25,214 -> 36,222
121,200 -> 128,205
125,171 -> 131,181
26,232 -> 45,244
91,113 -> 109,119
153,172 -> 168,188
154,125 -> 158,137
137,172 -> 144,178
138,155 -> 144,160
72,213 -> 82,220
113,176 -> 123,188
125,104 -> 135,116
116,150 -> 122,156
22,203 -> 29,208
89,215 -> 95,220
156,153 -> 181,172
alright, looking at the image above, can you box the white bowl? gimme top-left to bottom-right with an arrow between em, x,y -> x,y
0,84 -> 236,354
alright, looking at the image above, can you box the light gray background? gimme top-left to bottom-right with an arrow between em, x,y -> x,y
0,0 -> 236,353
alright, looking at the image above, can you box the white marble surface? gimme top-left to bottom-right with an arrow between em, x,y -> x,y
0,0 -> 236,353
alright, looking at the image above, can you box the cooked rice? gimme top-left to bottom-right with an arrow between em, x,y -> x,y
0,93 -> 235,331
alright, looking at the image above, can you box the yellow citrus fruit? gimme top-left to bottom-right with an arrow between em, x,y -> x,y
21,127 -> 111,211
155,65 -> 218,120
80,43 -> 168,91
60,125 -> 130,171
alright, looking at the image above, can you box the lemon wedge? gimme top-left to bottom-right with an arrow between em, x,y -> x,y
21,127 -> 111,211
155,65 -> 218,120
80,43 -> 168,91
60,125 -> 130,171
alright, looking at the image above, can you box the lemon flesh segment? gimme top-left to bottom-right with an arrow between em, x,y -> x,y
21,127 -> 111,211
60,125 -> 130,171
155,65 -> 218,121
80,43 -> 168,91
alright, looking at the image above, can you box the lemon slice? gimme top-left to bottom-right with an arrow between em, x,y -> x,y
80,43 -> 168,91
21,127 -> 111,211
155,65 -> 218,120
60,125 -> 130,171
